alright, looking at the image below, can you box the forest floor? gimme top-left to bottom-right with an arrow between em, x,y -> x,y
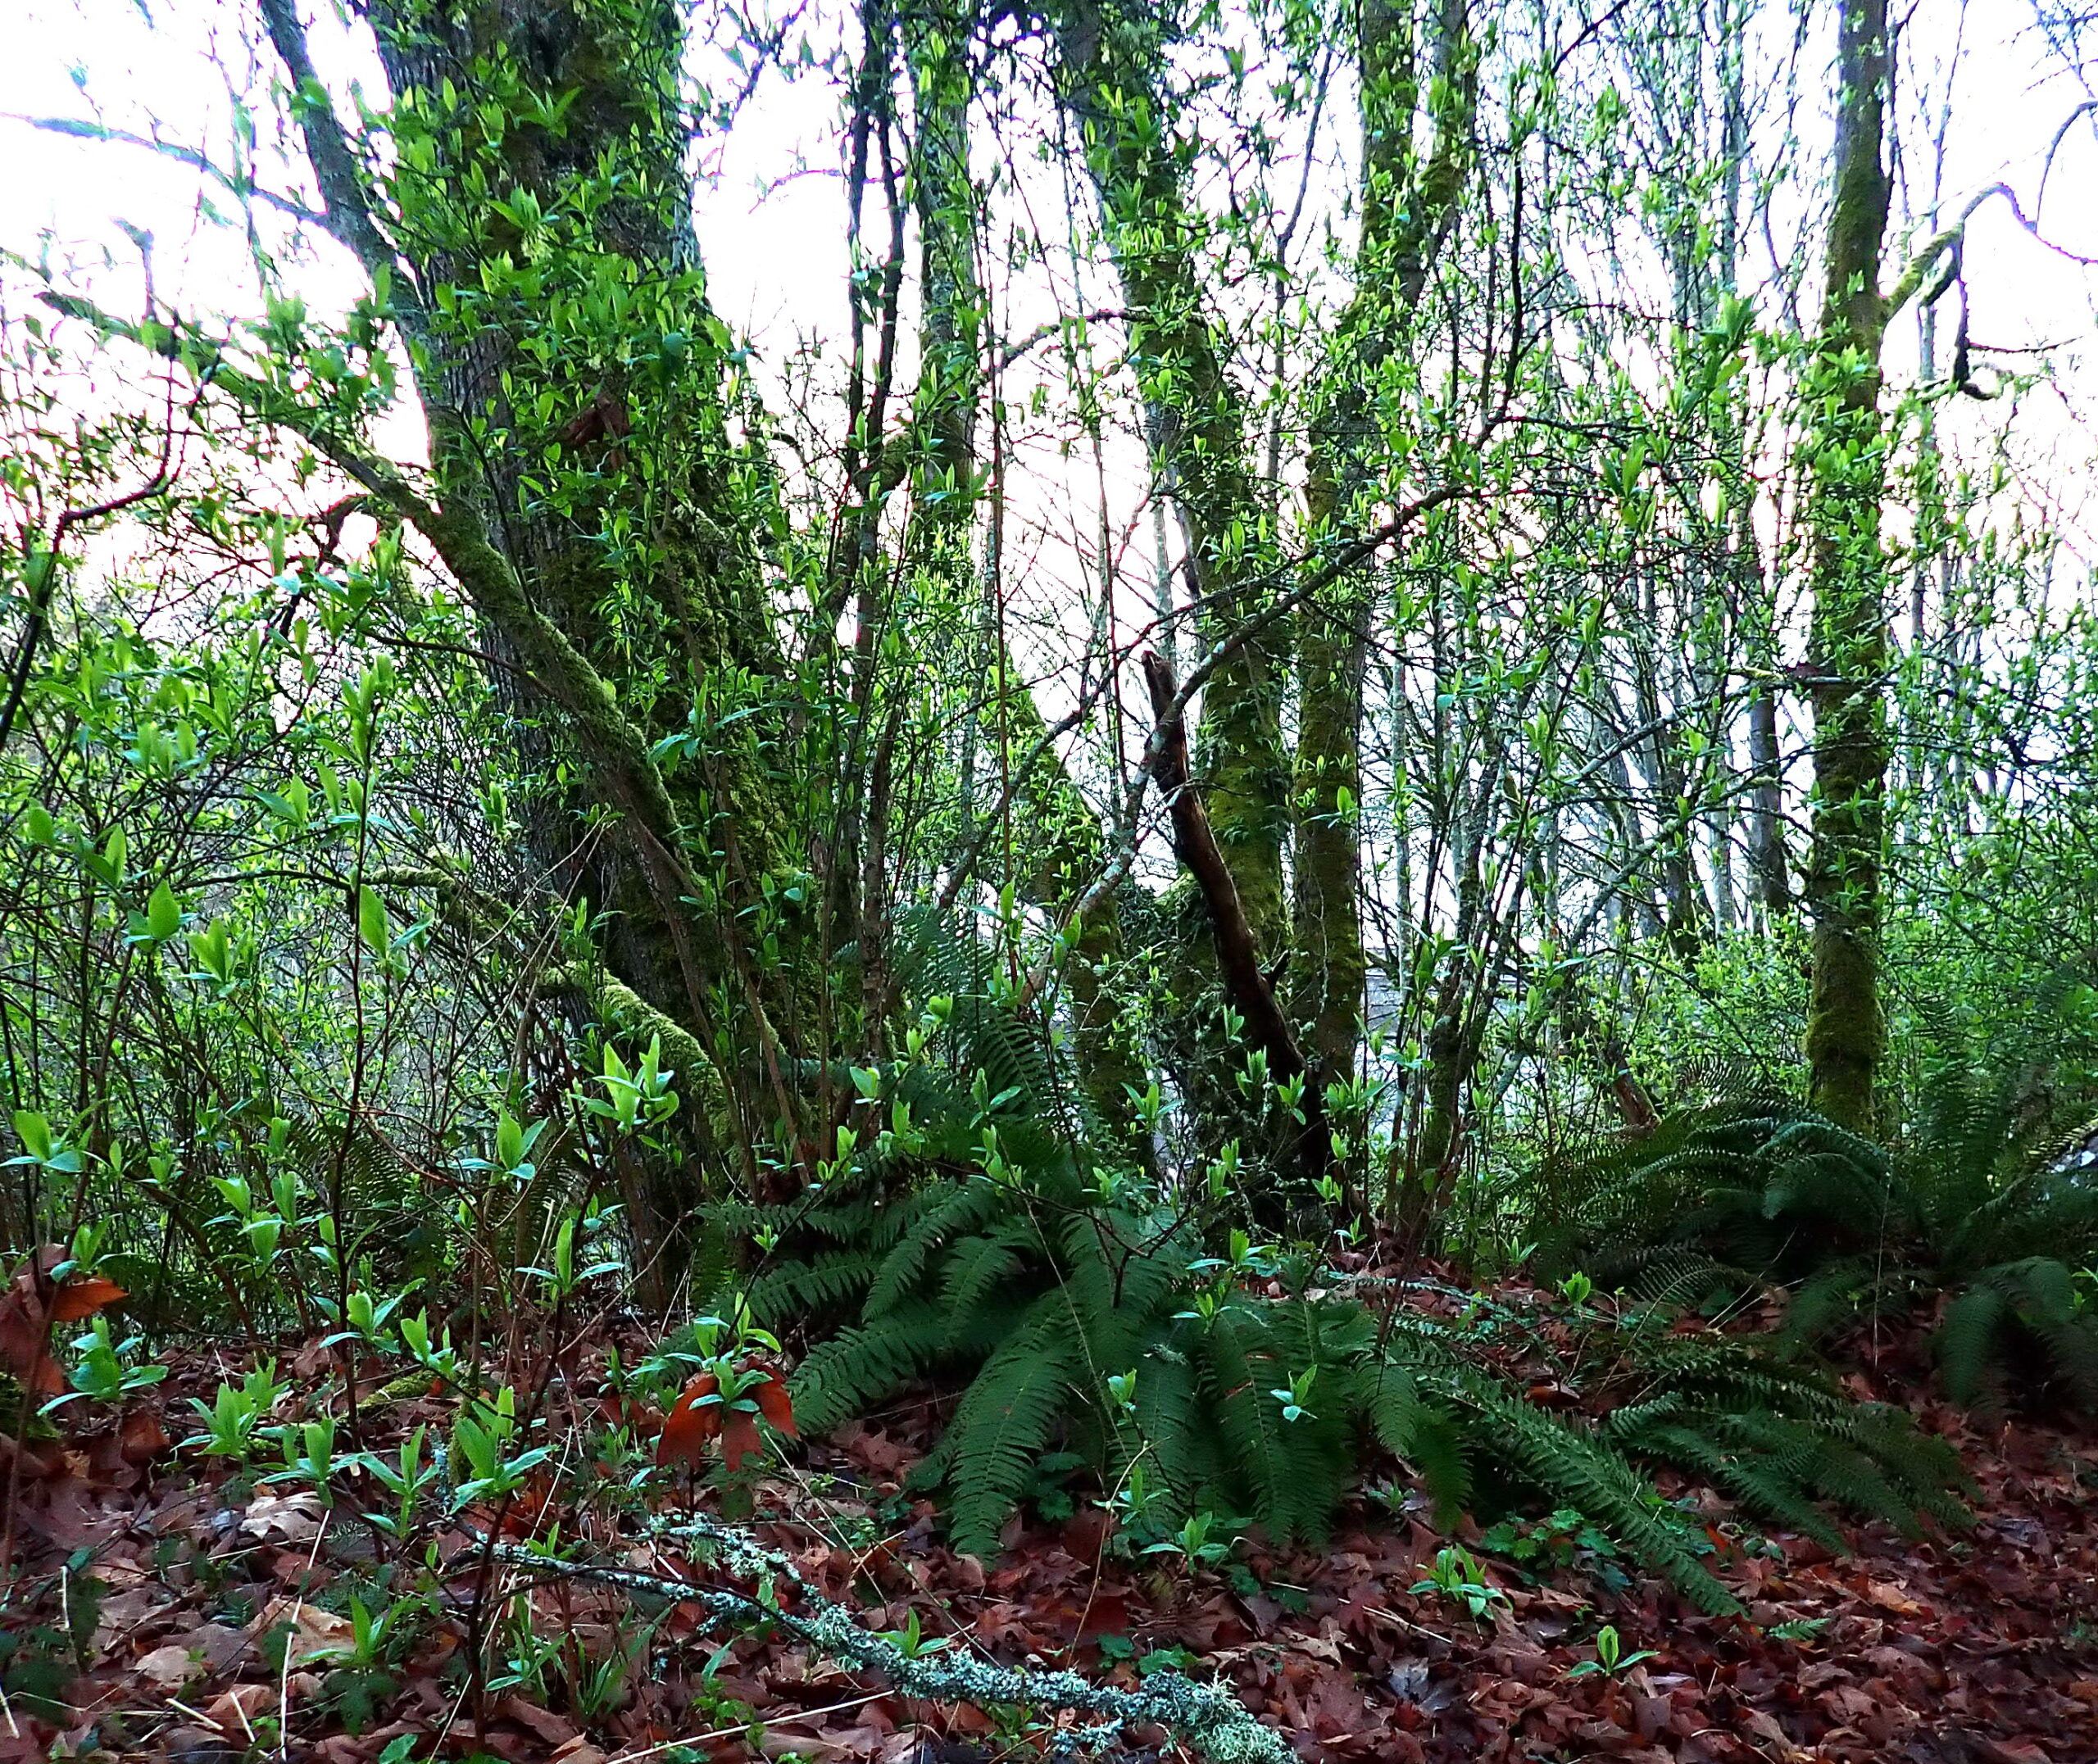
2,1278 -> 2095,1764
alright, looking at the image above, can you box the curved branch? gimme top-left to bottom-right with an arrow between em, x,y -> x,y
1887,177 -> 2098,323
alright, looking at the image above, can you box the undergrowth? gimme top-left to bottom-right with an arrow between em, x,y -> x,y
1536,1023 -> 2098,1411
723,964 -> 1972,1614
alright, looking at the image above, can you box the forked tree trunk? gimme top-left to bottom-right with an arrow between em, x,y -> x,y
265,0 -> 815,1223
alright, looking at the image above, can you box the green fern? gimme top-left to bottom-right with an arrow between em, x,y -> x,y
729,989 -> 1976,1604
944,1297 -> 1088,1556
791,1302 -> 964,1437
745,1247 -> 883,1322
1535,1014 -> 2098,1412
1460,1381 -> 1737,1612
742,1164 -> 1969,1605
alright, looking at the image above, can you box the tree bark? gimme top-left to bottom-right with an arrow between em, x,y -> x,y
903,2 -> 1147,1154
262,0 -> 814,1204
1804,0 -> 1892,1135
1051,0 -> 1289,956
1144,651 -> 1323,1202
1299,0 -> 1474,1196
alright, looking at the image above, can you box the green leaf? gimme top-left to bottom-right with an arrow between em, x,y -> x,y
11,1109 -> 53,1164
188,920 -> 234,986
356,884 -> 390,956
146,880 -> 182,942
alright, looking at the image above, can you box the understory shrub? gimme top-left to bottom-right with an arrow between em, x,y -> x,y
1535,1027 -> 2098,1409
724,959 -> 1970,1613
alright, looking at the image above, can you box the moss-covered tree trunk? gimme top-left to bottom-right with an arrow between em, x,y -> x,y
901,3 -> 1147,1154
262,0 -> 816,1219
1803,0 -> 1892,1134
1300,0 -> 1474,1197
1051,0 -> 1289,956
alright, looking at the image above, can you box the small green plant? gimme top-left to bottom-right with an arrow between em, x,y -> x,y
488,1589 -> 566,1698
347,1425 -> 440,1540
873,1608 -> 953,1660
267,1412 -> 340,1503
45,1315 -> 169,1412
1479,1507 -> 1625,1584
1142,1511 -> 1237,1570
1565,1623 -> 1658,1680
450,1385 -> 550,1505
521,1211 -> 624,1302
1410,1545 -> 1508,1621
581,1035 -> 679,1135
184,1359 -> 289,1470
1269,1367 -> 1318,1423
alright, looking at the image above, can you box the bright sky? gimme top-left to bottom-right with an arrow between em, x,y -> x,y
3,0 -> 2095,576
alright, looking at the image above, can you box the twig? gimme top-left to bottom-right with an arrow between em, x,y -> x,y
606,1691 -> 890,1760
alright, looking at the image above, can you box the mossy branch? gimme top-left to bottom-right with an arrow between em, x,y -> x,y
487,1511 -> 1293,1763
30,286 -> 802,1123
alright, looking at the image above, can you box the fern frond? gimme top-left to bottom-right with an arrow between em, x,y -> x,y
791,1302 -> 955,1437
1355,1356 -> 1470,1526
1937,1284 -> 2008,1408
938,1221 -> 1040,1340
944,1300 -> 1085,1558
746,1249 -> 883,1325
1462,1382 -> 1739,1614
1131,1340 -> 1214,1512
1198,1304 -> 1349,1544
862,1178 -> 1007,1317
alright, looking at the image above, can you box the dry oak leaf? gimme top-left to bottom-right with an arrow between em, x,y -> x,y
499,1695 -> 580,1746
657,1367 -> 794,1470
135,1643 -> 204,1689
240,1490 -> 326,1543
656,1371 -> 723,1467
202,1684 -> 275,1735
248,1596 -> 356,1668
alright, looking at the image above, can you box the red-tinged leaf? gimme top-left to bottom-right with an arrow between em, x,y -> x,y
0,1308 -> 62,1395
720,1407 -> 762,1472
656,1372 -> 722,1467
119,1406 -> 170,1465
751,1372 -> 797,1439
48,1275 -> 125,1322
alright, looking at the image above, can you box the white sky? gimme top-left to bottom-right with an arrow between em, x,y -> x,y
2,0 -> 2095,601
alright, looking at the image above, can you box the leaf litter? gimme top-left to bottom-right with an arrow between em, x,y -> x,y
0,1284 -> 2091,1764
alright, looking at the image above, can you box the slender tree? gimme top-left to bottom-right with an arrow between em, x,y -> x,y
1301,0 -> 1474,1212
1802,0 -> 1893,1132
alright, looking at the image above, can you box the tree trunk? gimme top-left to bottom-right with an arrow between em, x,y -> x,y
1051,0 -> 1289,956
903,2 -> 1147,1154
266,0 -> 814,1209
1299,0 -> 1474,1195
1803,0 -> 1892,1135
